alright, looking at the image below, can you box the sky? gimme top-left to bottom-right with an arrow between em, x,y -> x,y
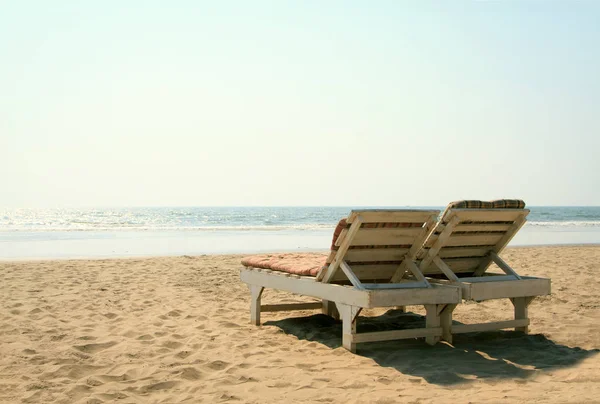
1,1 -> 599,207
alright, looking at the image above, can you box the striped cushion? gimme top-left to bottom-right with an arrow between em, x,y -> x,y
441,199 -> 525,222
447,200 -> 525,209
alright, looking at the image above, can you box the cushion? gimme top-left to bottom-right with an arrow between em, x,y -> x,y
241,253 -> 327,277
447,200 -> 525,209
441,199 -> 526,222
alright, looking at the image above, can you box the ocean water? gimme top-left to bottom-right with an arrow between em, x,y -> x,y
1,206 -> 599,259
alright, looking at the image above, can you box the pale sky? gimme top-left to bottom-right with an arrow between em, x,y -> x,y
1,1 -> 599,207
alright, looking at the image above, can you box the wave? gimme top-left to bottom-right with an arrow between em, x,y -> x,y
527,221 -> 600,227
3,221 -> 600,232
0,224 -> 339,232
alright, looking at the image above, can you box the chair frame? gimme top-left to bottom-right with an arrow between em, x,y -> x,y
240,209 -> 462,353
419,208 -> 551,342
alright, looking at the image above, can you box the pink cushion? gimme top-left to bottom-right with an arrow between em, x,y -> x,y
241,253 -> 328,277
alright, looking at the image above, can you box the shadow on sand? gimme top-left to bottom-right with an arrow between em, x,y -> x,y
264,309 -> 599,385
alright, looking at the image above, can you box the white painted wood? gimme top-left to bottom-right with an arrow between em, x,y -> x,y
474,212 -> 529,275
489,252 -> 522,279
362,281 -> 427,290
444,233 -> 504,247
242,268 -> 462,308
346,210 -> 439,224
467,278 -> 551,301
338,303 -> 361,353
438,247 -> 490,258
454,223 -> 513,232
459,275 -> 518,283
249,285 -> 264,325
336,228 -> 422,247
419,215 -> 460,269
322,300 -> 339,320
425,304 -> 441,345
511,296 -> 534,333
452,319 -> 530,334
439,304 -> 457,343
340,261 -> 365,290
390,214 -> 438,282
330,264 -> 399,282
420,257 -> 482,275
432,257 -> 460,282
368,284 -> 461,307
261,302 -> 322,312
405,260 -> 431,287
241,269 -> 370,307
344,248 -> 410,262
319,216 -> 363,283
352,327 -> 442,343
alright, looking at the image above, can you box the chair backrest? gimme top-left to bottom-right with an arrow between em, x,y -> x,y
416,200 -> 529,277
316,209 -> 439,284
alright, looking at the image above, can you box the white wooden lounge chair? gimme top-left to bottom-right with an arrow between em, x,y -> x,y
240,209 -> 462,353
414,200 -> 551,342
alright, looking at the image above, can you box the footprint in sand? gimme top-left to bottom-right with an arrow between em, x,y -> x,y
176,350 -> 192,359
205,360 -> 229,371
162,340 -> 184,349
73,341 -> 118,354
139,380 -> 179,393
86,377 -> 104,387
267,381 -> 292,388
174,367 -> 203,380
98,392 -> 128,400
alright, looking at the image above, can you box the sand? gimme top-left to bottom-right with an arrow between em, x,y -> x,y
1,246 -> 599,403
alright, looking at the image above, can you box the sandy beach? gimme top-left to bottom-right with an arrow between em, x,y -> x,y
1,245 -> 599,403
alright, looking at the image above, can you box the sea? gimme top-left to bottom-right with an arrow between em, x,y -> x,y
1,206 -> 599,260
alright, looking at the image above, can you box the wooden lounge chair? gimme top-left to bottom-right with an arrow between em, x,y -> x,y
414,200 -> 551,342
240,209 -> 462,353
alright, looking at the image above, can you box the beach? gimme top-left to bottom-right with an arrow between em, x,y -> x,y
1,246 -> 599,403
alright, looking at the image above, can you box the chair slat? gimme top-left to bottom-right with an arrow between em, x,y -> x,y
335,228 -> 423,247
344,248 -> 410,262
347,210 -> 438,224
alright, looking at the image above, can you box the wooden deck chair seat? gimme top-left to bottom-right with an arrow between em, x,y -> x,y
240,209 -> 462,353
414,200 -> 551,341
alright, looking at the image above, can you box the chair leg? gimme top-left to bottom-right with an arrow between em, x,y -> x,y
337,303 -> 360,353
511,297 -> 534,334
439,304 -> 457,344
322,299 -> 340,320
249,285 -> 264,325
425,304 -> 441,345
